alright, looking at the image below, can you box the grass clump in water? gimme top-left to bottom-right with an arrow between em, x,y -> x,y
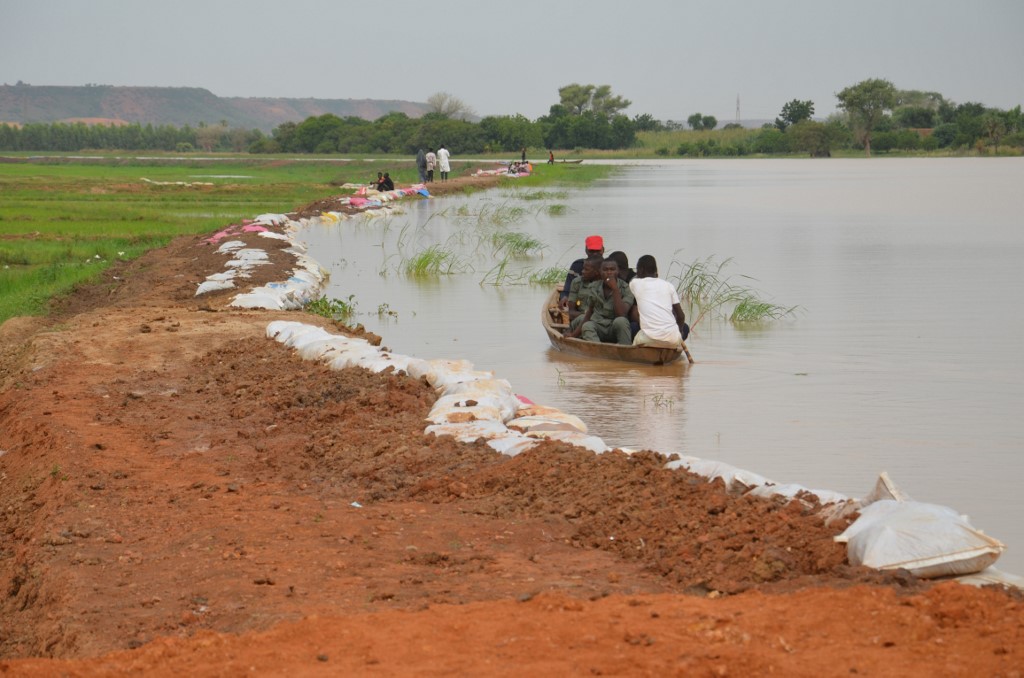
490,231 -> 546,258
666,255 -> 799,327
730,295 -> 799,322
529,266 -> 567,285
402,245 -> 468,277
511,190 -> 569,201
305,294 -> 357,320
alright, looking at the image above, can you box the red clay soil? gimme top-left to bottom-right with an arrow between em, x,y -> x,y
1,176 -> 1022,676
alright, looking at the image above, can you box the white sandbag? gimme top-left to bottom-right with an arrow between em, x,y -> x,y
324,344 -> 380,369
425,420 -> 510,442
372,353 -> 418,375
401,358 -> 430,379
428,393 -> 511,423
406,359 -> 474,383
514,404 -> 566,418
431,389 -> 519,422
748,482 -> 810,500
284,326 -> 333,349
258,230 -> 292,241
486,434 -> 541,457
253,213 -> 288,226
506,414 -> 588,434
663,455 -> 702,472
216,240 -> 247,254
432,370 -> 496,392
231,248 -> 269,261
226,258 -> 269,270
746,482 -> 848,507
427,404 -> 504,424
196,279 -> 236,295
296,338 -> 352,362
267,321 -> 307,342
835,499 -> 1005,578
442,378 -> 515,398
671,458 -> 772,494
289,268 -> 323,285
230,292 -> 286,310
524,430 -> 610,454
264,279 -> 322,307
350,353 -> 405,373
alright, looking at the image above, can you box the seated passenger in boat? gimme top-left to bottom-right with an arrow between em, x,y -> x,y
608,251 -> 636,283
628,254 -> 690,348
565,255 -> 604,332
566,258 -> 635,345
559,235 -> 605,309
608,251 -> 639,337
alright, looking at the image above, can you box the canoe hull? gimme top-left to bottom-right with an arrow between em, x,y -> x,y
541,290 -> 686,366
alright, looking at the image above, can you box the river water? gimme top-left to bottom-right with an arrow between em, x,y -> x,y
296,158 -> 1024,575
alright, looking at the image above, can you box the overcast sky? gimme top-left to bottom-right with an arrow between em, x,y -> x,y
2,0 -> 1022,123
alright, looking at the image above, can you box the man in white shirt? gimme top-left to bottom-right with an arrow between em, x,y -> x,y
628,254 -> 690,348
437,145 -> 451,181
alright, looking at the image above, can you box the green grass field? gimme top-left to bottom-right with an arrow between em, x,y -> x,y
0,156 -> 612,324
0,157 -> 343,322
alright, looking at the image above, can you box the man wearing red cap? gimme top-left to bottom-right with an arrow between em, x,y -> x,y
559,235 -> 605,308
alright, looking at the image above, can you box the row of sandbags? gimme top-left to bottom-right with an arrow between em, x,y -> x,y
194,214 -> 328,310
202,203 -> 414,310
265,320 -> 604,457
264,319 -> 1015,585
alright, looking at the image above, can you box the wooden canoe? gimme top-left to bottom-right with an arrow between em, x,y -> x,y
541,290 -> 692,365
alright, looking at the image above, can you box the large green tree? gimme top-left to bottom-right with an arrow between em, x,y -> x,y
836,78 -> 897,156
687,113 -> 717,131
775,99 -> 814,131
981,112 -> 1008,153
787,120 -> 848,157
557,83 -> 631,119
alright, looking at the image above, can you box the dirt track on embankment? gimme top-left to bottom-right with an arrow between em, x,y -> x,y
1,174 -> 1021,676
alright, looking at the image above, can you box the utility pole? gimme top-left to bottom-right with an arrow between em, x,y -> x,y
735,94 -> 741,127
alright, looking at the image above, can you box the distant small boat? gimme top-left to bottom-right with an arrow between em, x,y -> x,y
557,159 -> 584,164
541,289 -> 692,365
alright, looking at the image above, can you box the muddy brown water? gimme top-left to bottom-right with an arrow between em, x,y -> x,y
296,158 -> 1024,575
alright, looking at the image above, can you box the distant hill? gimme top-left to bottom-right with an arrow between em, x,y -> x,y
0,84 -> 431,132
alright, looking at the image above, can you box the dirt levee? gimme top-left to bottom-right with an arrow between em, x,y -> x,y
1,176 -> 1021,676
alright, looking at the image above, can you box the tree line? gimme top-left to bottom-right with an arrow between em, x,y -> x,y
671,80 -> 1022,157
0,120 -> 261,153
0,80 -> 1021,156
